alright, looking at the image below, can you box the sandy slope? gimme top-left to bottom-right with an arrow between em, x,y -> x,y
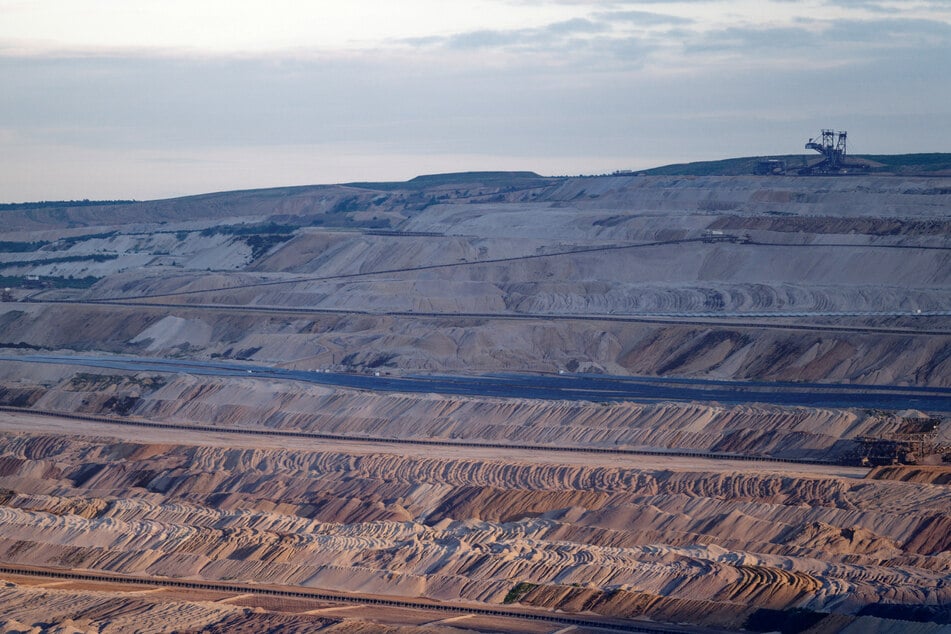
0,410 -> 872,479
2,173 -> 949,386
1,173 -> 949,631
0,577 -> 481,633
0,425 -> 947,630
0,369 -> 931,463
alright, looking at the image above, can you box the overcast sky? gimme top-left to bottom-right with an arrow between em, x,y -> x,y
1,0 -> 949,201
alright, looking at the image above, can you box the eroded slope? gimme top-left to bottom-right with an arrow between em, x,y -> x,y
0,427 -> 947,631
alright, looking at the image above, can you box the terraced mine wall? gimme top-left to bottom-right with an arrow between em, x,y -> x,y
0,172 -> 949,631
0,428 -> 948,631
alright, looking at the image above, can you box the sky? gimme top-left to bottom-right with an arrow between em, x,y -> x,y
1,0 -> 949,201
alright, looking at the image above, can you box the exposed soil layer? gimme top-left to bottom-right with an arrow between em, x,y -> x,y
2,174 -> 949,386
1,173 -> 949,631
0,426 -> 948,631
0,576 -> 481,633
3,303 -> 950,387
2,368 -> 943,464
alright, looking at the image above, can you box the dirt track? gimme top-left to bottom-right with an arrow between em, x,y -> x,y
0,409 -> 872,478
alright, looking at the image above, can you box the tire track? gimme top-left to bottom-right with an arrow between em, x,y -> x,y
0,405 -> 842,467
75,235 -> 951,302
20,299 -> 951,336
0,564 -> 721,634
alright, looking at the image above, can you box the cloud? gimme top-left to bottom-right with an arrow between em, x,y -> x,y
509,0 -> 706,4
822,16 -> 951,46
812,0 -> 919,13
686,25 -> 817,55
683,15 -> 951,66
545,17 -> 608,34
594,10 -> 694,26
403,17 -> 610,53
394,12 -> 683,70
2,0 -> 950,200
444,29 -> 524,50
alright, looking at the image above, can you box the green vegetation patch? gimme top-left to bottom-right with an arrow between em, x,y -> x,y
0,275 -> 101,289
861,153 -> 951,173
0,200 -> 134,212
746,608 -> 828,633
0,342 -> 43,350
196,223 -> 300,259
199,222 -> 298,237
48,231 -> 119,250
308,215 -> 391,229
348,170 -> 548,191
244,234 -> 292,260
503,581 -> 539,604
2,254 -> 119,267
66,373 -> 167,392
0,241 -> 51,253
641,155 -> 809,177
641,153 -> 951,176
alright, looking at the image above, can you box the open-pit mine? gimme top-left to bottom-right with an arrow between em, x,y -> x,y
0,170 -> 949,633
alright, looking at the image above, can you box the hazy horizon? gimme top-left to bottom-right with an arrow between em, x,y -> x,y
2,0 -> 949,202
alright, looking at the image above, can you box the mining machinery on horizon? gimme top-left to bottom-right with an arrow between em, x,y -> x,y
799,129 -> 870,175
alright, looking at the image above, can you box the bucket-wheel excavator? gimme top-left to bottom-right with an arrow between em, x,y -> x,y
799,129 -> 869,174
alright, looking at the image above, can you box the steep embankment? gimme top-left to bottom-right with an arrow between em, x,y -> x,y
1,303 -> 949,386
0,430 -> 947,631
0,577 -> 468,633
1,172 -> 949,631
1,368 -> 933,462
3,173 -> 949,386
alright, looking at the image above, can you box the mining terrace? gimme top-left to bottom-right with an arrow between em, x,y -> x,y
0,169 -> 949,633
